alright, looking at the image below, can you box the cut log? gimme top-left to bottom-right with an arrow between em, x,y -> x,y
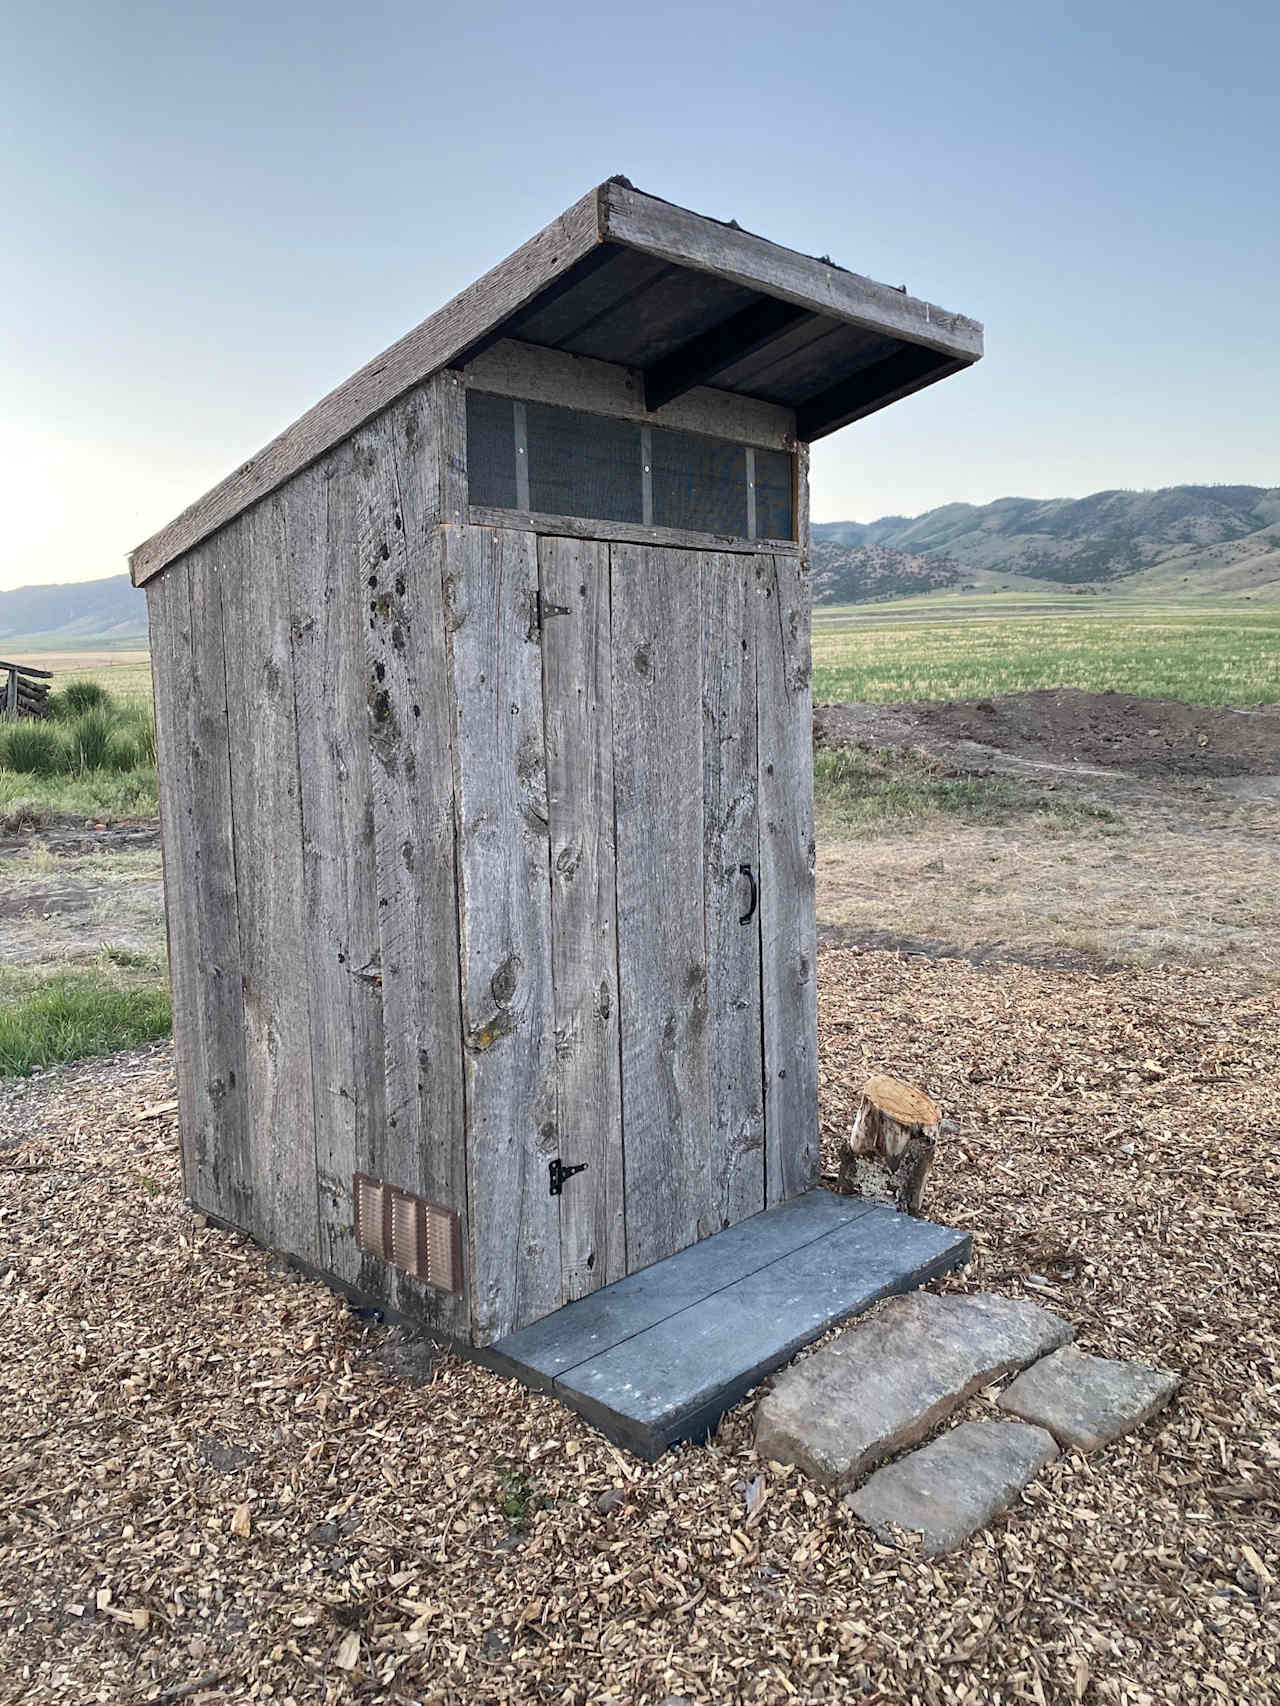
838,1072 -> 940,1216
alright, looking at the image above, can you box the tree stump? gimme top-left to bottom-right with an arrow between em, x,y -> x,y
838,1073 -> 940,1216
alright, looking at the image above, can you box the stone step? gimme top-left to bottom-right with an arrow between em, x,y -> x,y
754,1290 -> 1073,1491
997,1344 -> 1179,1451
846,1420 -> 1060,1556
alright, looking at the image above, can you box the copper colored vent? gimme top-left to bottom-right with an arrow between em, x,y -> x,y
354,1173 -> 462,1295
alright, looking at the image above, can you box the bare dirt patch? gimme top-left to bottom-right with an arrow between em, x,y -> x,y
815,691 -> 1280,976
817,688 -> 1280,782
2,956 -> 1276,1704
0,839 -> 166,969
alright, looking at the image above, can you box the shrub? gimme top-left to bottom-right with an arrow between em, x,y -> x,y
66,709 -> 116,773
119,709 -> 158,768
2,723 -> 64,775
52,680 -> 113,718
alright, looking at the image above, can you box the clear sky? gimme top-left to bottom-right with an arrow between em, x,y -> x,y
2,0 -> 1276,589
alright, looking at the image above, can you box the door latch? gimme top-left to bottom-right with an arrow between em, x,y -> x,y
738,863 -> 758,924
549,1157 -> 589,1196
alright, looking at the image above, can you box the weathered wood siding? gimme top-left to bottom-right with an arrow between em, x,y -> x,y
150,382 -> 469,1322
446,523 -> 560,1345
758,550 -> 819,1201
148,554 -> 251,1226
611,543 -> 713,1270
356,386 -> 470,1334
539,535 -> 625,1300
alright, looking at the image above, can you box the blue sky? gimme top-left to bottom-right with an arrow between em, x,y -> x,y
2,0 -> 1276,588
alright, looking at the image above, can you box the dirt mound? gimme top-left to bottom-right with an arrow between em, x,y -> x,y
817,688 -> 1280,781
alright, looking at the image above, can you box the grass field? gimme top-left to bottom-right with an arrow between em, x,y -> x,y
812,597 -> 1280,706
0,956 -> 171,1078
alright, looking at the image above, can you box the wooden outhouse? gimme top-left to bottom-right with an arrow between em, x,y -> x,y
133,181 -> 982,1371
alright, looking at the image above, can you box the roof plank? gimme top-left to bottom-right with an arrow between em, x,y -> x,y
601,182 -> 983,365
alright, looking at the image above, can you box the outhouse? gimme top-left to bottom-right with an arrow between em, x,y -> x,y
133,181 -> 982,1446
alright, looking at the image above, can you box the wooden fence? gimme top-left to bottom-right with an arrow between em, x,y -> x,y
1,660 -> 53,719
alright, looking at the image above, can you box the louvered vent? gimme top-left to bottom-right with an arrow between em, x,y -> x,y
353,1173 -> 462,1295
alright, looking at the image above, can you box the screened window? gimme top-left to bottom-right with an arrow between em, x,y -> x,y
466,391 -> 794,541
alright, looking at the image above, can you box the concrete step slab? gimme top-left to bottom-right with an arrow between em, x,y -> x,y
754,1290 -> 1073,1491
487,1189 -> 971,1458
846,1419 -> 1059,1556
997,1344 -> 1178,1452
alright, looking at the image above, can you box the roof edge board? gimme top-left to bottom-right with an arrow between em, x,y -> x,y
601,181 -> 983,368
129,187 -> 607,586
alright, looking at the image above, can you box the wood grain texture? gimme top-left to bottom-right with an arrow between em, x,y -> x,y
757,552 -> 819,1203
463,339 -> 795,448
610,542 -> 712,1269
145,565 -> 202,1204
286,443 -> 387,1286
538,535 -> 625,1300
468,506 -> 798,556
446,523 -> 560,1343
149,548 -> 254,1228
701,551 -> 765,1230
356,392 -> 469,1333
601,182 -> 984,363
129,191 -> 604,585
218,495 -> 321,1261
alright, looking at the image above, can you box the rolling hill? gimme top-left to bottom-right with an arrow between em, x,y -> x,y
0,574 -> 147,650
3,482 -> 1277,642
814,483 -> 1280,603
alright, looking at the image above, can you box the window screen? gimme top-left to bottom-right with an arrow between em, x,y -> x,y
753,447 -> 795,542
526,402 -> 642,523
465,390 -> 795,541
650,428 -> 747,536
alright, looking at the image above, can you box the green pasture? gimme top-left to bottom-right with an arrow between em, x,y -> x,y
812,599 -> 1279,707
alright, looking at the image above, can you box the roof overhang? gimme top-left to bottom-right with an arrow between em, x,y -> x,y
131,180 -> 982,587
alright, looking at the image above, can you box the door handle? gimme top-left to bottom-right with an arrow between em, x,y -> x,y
738,863 -> 758,925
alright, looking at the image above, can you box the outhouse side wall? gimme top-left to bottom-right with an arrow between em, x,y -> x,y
148,375 -> 474,1337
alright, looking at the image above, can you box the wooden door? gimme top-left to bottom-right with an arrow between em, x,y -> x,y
455,529 -> 816,1339
539,538 -> 808,1288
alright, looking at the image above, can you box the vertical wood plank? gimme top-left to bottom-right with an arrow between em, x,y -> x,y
219,493 -> 320,1264
611,542 -> 711,1270
146,566 -> 202,1205
701,551 -> 765,1229
149,548 -> 253,1228
286,446 -> 387,1286
757,551 -> 819,1203
539,534 -> 625,1300
356,392 -> 469,1334
446,523 -> 559,1344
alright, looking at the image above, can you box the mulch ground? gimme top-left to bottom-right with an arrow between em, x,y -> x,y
1,950 -> 1277,1705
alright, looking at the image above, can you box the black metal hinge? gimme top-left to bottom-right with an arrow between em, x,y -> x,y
549,1157 -> 588,1196
535,591 -> 571,630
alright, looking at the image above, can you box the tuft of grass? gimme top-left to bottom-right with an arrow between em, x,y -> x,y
2,722 -> 65,775
0,963 -> 171,1079
51,680 -> 113,718
813,743 -> 1121,837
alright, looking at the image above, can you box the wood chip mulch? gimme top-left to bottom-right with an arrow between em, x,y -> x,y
1,949 -> 1277,1705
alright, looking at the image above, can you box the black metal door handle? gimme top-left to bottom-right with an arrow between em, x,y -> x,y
738,863 -> 758,924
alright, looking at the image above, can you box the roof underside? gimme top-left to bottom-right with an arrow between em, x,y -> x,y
131,180 -> 982,586
462,239 -> 964,441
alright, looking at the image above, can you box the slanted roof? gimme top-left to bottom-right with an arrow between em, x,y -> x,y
131,179 -> 983,586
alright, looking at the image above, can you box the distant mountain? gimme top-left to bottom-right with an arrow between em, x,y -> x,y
814,484 -> 1280,602
811,542 -> 964,604
0,574 -> 147,650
